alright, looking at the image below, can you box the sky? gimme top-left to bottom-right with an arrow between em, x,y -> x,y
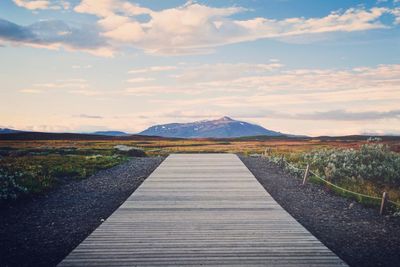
0,0 -> 399,136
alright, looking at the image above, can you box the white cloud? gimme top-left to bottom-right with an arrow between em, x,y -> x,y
389,7 -> 400,24
192,64 -> 400,94
5,1 -> 400,56
128,66 -> 177,74
113,63 -> 400,101
126,77 -> 154,83
13,0 -> 70,10
135,64 -> 400,122
72,1 -> 399,55
76,114 -> 103,119
99,15 -> 145,42
72,65 -> 92,69
20,79 -> 90,94
74,0 -> 151,17
60,0 -> 69,10
173,62 -> 284,83
123,86 -> 183,96
0,18 -> 115,57
69,90 -> 104,96
13,0 -> 51,10
19,88 -> 44,94
34,79 -> 88,89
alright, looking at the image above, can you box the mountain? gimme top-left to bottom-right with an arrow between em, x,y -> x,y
0,131 -> 178,141
92,131 -> 129,136
0,128 -> 22,134
139,116 -> 284,138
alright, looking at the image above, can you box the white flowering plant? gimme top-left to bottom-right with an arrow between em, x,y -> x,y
0,169 -> 27,200
268,139 -> 400,205
301,142 -> 400,187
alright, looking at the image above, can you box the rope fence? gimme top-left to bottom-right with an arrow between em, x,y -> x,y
261,152 -> 400,215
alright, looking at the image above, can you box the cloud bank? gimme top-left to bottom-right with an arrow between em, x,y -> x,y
1,0 -> 399,56
13,0 -> 69,10
0,18 -> 113,56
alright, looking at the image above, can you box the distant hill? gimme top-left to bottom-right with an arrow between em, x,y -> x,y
139,116 -> 284,138
0,131 -> 179,141
1,129 -> 129,138
0,128 -> 22,134
3,124 -> 398,141
92,131 -> 129,136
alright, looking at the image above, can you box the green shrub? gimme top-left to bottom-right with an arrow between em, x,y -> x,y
0,154 -> 126,201
114,146 -> 146,157
269,139 -> 400,205
0,170 -> 27,200
300,142 -> 400,187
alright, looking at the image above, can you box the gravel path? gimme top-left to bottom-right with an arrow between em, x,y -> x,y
0,156 -> 164,267
240,156 -> 400,267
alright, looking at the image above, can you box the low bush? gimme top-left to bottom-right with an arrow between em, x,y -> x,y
269,139 -> 400,204
0,154 -> 126,201
122,148 -> 146,157
0,170 -> 27,200
300,142 -> 400,187
114,145 -> 146,157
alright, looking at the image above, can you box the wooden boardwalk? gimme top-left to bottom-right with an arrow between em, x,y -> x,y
59,154 -> 346,266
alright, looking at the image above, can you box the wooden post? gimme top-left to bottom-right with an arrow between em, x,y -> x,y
263,148 -> 267,157
280,155 -> 285,167
302,164 -> 310,186
380,191 -> 388,215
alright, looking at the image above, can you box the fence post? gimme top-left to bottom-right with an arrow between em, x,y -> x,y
263,148 -> 267,157
302,164 -> 310,186
280,155 -> 285,167
380,191 -> 388,215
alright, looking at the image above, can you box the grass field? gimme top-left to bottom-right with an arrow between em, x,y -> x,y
1,136 -> 399,204
1,136 -> 399,155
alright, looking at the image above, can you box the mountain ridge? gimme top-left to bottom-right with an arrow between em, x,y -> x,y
92,131 -> 129,136
139,116 -> 284,138
0,128 -> 23,134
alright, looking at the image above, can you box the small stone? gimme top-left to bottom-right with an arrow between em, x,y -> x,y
348,202 -> 354,209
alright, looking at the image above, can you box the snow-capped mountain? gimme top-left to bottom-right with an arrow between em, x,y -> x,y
138,116 -> 284,138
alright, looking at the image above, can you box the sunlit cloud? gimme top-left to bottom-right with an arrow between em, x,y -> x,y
2,1 -> 400,56
0,18 -> 114,56
72,65 -> 92,69
73,1 -> 400,55
120,63 -> 400,99
19,88 -> 43,94
68,90 -> 104,96
19,78 -> 90,94
13,0 -> 70,10
123,86 -> 180,96
75,114 -> 103,119
128,66 -> 178,74
126,78 -> 154,83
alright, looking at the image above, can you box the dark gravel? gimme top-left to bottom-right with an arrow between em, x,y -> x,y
0,156 -> 164,267
240,156 -> 400,267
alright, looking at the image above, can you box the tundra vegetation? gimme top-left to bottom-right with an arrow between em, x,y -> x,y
0,137 -> 399,205
0,145 -> 147,201
268,139 -> 400,207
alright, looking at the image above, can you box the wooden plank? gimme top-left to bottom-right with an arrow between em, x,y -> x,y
59,154 -> 346,266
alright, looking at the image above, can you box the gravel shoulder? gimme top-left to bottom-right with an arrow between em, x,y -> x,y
0,156 -> 164,267
240,156 -> 400,267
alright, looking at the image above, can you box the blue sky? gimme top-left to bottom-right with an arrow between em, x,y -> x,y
0,0 -> 399,135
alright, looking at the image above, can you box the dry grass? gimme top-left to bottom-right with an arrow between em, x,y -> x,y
1,138 -> 397,156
